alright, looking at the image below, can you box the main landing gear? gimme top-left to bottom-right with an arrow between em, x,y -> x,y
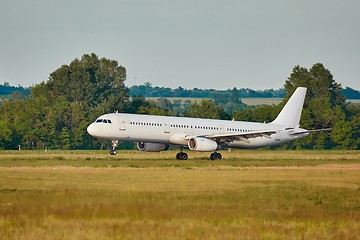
210,152 -> 222,160
176,152 -> 188,160
175,152 -> 222,160
110,140 -> 118,155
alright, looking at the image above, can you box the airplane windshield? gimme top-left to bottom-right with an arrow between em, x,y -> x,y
95,119 -> 112,124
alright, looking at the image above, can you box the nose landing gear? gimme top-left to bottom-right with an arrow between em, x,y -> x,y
110,140 -> 118,155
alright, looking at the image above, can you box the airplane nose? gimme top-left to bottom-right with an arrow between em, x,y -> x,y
87,123 -> 97,136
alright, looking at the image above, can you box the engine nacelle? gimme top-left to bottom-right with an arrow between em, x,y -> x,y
188,137 -> 219,152
137,142 -> 169,152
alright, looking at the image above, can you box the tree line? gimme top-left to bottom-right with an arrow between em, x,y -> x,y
0,54 -> 358,150
2,80 -> 359,101
129,83 -> 360,99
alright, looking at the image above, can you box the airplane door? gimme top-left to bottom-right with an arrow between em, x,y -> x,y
164,121 -> 170,133
118,116 -> 126,130
275,131 -> 281,141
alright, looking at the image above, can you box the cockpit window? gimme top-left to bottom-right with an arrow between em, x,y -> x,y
95,119 -> 112,124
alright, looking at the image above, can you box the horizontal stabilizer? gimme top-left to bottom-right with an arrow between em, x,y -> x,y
289,128 -> 331,136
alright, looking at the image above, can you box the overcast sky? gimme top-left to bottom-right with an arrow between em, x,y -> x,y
1,0 -> 359,90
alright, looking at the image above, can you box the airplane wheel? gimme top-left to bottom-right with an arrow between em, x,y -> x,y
176,152 -> 188,160
210,152 -> 222,160
110,140 -> 118,156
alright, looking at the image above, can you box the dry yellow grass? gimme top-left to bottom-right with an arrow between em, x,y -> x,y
0,150 -> 360,239
240,98 -> 282,106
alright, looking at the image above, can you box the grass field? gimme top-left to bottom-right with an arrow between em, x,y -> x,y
240,98 -> 282,106
347,99 -> 360,103
1,150 -> 360,239
145,97 -> 209,104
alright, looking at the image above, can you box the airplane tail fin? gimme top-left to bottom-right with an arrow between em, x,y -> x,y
271,87 -> 307,127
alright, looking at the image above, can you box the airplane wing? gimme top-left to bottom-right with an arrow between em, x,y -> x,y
184,128 -> 331,145
185,130 -> 279,144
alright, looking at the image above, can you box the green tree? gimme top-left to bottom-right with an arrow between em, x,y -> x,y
0,120 -> 12,149
156,98 -> 172,110
60,127 -> 71,150
233,105 -> 277,123
331,120 -> 353,149
343,103 -> 360,149
186,100 -> 229,119
232,107 -> 255,122
128,95 -> 150,113
283,63 -> 347,149
137,100 -> 174,116
0,54 -> 132,150
231,87 -> 240,103
32,53 -> 129,113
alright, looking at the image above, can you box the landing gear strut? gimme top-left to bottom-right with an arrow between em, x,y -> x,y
176,152 -> 188,160
110,140 -> 118,155
210,152 -> 222,160
175,146 -> 188,160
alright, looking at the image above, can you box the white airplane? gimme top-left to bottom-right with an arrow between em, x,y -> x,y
87,87 -> 328,160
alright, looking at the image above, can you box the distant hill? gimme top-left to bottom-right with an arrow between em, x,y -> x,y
0,82 -> 30,98
341,87 -> 360,99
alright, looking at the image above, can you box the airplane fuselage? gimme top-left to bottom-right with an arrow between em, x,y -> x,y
87,113 -> 308,149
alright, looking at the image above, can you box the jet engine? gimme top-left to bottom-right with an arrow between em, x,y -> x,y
137,142 -> 170,152
188,137 -> 219,152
